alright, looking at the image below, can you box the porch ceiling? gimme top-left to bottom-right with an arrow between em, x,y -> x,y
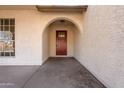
36,5 -> 88,13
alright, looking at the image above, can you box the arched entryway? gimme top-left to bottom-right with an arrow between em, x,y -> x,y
42,17 -> 81,62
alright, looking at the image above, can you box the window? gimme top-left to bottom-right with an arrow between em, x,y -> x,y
58,32 -> 65,38
0,18 -> 15,56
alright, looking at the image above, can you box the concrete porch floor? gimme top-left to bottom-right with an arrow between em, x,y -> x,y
0,57 -> 105,88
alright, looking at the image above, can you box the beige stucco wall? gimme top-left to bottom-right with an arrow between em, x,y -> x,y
75,6 -> 124,87
0,9 -> 83,65
0,10 -> 42,65
42,27 -> 49,62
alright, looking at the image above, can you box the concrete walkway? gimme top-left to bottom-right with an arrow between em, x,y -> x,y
0,57 -> 105,88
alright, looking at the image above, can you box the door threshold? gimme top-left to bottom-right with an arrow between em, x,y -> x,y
50,56 -> 72,57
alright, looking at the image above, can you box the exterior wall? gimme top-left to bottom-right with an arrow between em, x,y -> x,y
0,9 -> 83,65
0,10 -> 42,65
75,6 -> 124,87
74,27 -> 82,59
42,27 -> 49,62
49,24 -> 75,57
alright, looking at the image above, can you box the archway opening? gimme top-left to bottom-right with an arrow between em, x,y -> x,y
42,18 -> 81,63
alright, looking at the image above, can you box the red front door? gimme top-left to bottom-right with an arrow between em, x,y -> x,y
56,30 -> 67,55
